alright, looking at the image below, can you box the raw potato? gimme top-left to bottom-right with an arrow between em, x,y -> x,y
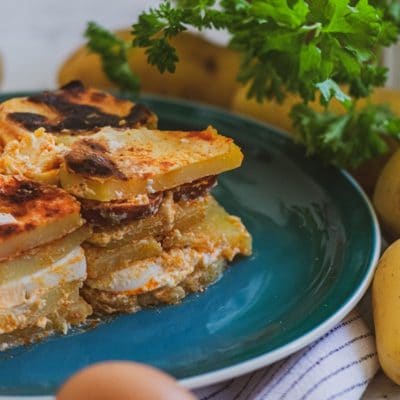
231,85 -> 400,134
373,149 -> 400,239
58,29 -> 400,194
58,30 -> 241,107
373,240 -> 400,384
350,146 -> 396,197
232,85 -> 400,194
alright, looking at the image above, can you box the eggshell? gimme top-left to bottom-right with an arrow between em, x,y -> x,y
56,361 -> 195,400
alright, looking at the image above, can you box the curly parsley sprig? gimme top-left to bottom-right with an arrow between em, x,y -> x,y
85,1 -> 400,168
85,22 -> 139,93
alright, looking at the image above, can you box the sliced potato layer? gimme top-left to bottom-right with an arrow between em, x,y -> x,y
84,197 -> 252,303
87,194 -> 208,247
0,225 -> 91,283
0,175 -> 83,261
0,280 -> 91,336
85,238 -> 162,279
163,197 -> 252,259
60,126 -> 243,201
0,247 -> 86,309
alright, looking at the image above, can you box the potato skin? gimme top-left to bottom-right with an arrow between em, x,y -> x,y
231,85 -> 400,134
373,149 -> 400,239
58,31 -> 241,107
59,30 -> 400,194
350,139 -> 397,197
232,85 -> 399,194
373,240 -> 400,384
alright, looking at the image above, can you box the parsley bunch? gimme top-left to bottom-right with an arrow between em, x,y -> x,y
86,0 -> 400,168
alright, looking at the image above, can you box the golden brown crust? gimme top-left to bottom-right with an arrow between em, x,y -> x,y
0,82 -> 157,185
64,138 -> 128,181
0,175 -> 83,260
0,175 -> 80,238
62,126 -> 233,183
0,81 -> 157,144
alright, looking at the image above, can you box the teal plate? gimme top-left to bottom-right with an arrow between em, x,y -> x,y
0,93 -> 380,397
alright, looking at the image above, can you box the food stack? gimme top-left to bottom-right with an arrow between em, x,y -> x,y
0,81 -> 252,325
59,125 -> 252,313
0,175 -> 91,348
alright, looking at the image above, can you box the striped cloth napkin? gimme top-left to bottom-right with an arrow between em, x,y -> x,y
194,311 -> 379,400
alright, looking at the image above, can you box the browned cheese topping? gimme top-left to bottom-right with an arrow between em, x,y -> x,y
64,139 -> 127,180
0,175 -> 80,240
7,81 -> 156,135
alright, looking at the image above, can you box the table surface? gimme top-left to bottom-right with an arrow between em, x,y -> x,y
0,1 -> 399,398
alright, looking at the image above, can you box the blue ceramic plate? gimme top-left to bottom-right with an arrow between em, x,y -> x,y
0,94 -> 380,397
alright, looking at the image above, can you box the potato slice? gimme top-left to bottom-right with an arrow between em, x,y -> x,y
84,238 -> 162,279
85,248 -> 201,295
60,126 -> 243,201
87,194 -> 208,247
81,258 -> 228,314
0,175 -> 83,261
0,280 -> 91,337
0,81 -> 157,145
163,197 -> 252,259
0,225 -> 91,283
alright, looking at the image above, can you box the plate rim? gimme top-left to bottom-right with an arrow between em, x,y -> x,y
0,93 -> 381,397
127,95 -> 381,389
181,170 -> 380,389
143,95 -> 381,389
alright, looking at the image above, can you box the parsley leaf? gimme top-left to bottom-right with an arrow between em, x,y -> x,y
85,1 -> 400,168
291,103 -> 400,168
85,22 -> 140,93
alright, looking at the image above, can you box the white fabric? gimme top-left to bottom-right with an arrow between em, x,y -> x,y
194,311 -> 379,400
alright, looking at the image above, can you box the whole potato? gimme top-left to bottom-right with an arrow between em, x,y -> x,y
232,85 -> 400,194
373,149 -> 400,239
373,240 -> 400,384
58,31 -> 241,107
231,85 -> 400,134
230,86 -> 301,134
349,149 -> 395,197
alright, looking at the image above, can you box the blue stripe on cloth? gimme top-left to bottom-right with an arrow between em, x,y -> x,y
200,380 -> 234,400
305,315 -> 362,354
325,379 -> 370,400
242,368 -> 273,400
232,372 -> 258,400
278,332 -> 372,400
244,360 -> 286,400
298,352 -> 377,400
200,315 -> 365,400
259,315 -> 362,399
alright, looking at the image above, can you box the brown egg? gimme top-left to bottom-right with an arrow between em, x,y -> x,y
56,362 -> 196,400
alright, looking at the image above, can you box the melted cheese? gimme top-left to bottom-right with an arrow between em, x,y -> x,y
0,247 -> 86,309
86,248 -> 201,294
0,213 -> 17,225
85,247 -> 227,295
0,128 -> 66,185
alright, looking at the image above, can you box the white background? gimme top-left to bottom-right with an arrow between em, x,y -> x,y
0,0 -> 398,92
0,0 -> 160,91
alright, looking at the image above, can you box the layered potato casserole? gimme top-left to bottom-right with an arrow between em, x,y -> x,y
0,81 -> 251,346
